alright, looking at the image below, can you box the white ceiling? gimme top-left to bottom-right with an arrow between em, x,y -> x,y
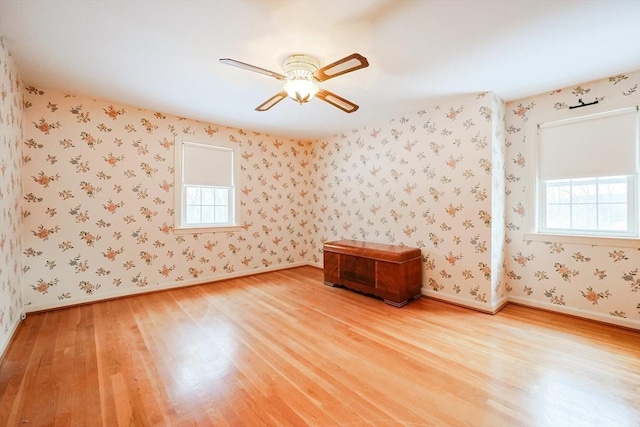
1,0 -> 639,140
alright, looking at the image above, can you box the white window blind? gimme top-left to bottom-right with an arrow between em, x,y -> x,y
538,107 -> 638,180
182,142 -> 233,187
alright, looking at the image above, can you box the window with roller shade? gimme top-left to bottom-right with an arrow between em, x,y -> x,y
536,107 -> 639,237
175,139 -> 240,230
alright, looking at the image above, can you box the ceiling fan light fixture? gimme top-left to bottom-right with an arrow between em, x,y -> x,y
220,52 -> 368,113
283,78 -> 319,104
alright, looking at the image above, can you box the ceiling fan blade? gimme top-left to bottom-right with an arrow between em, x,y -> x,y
219,58 -> 286,81
314,53 -> 369,82
256,91 -> 288,112
316,89 -> 359,113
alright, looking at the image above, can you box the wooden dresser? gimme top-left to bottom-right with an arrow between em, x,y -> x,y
323,240 -> 423,307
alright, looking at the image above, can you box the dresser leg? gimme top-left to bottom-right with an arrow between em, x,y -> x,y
323,281 -> 337,287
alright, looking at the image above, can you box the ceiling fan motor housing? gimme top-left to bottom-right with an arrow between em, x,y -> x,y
282,54 -> 320,78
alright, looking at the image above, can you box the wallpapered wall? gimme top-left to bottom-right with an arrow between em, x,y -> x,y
2,36 -> 639,360
504,71 -> 640,328
21,74 -> 638,327
310,93 -> 508,312
21,87 -> 316,312
0,37 -> 24,355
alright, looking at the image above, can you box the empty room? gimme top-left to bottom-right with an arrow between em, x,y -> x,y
1,1 -> 639,426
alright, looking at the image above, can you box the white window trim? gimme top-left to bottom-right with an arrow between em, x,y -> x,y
538,175 -> 637,237
174,225 -> 243,235
524,98 -> 640,247
523,232 -> 639,249
174,136 -> 242,234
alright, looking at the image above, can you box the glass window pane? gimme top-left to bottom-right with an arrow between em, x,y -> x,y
186,206 -> 201,224
546,205 -> 570,229
540,173 -> 635,235
598,203 -> 628,231
215,188 -> 229,205
598,179 -> 627,203
201,206 -> 215,223
201,187 -> 215,205
571,182 -> 596,203
215,206 -> 228,223
546,181 -> 571,204
186,186 -> 201,205
572,204 -> 597,230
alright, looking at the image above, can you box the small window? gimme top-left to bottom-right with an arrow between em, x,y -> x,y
184,186 -> 230,225
536,107 -> 639,238
175,139 -> 240,231
540,175 -> 635,236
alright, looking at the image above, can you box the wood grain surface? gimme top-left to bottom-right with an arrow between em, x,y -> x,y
1,266 -> 638,426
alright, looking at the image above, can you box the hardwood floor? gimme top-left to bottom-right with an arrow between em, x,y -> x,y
1,266 -> 639,426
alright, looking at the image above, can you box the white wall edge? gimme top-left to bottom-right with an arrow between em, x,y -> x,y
308,261 -> 323,269
0,316 -> 22,361
508,295 -> 640,330
491,295 -> 509,313
24,261 -> 309,314
21,262 -> 639,332
423,290 -> 639,330
422,290 -> 496,313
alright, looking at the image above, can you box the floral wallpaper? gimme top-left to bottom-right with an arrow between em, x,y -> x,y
21,87 -> 315,312
489,99 -> 507,307
505,70 -> 640,328
0,37 -> 24,356
1,35 -> 637,362
310,93 -> 508,312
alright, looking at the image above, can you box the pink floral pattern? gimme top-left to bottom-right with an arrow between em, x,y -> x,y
21,87 -> 315,312
1,36 -> 638,361
312,94 -> 507,312
0,37 -> 24,354
505,71 -> 640,327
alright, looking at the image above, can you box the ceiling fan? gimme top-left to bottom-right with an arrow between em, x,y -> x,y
219,53 -> 369,113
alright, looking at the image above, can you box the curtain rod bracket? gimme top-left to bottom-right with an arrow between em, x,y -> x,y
569,98 -> 599,109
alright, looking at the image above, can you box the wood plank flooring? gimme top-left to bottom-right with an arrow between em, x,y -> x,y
1,266 -> 639,426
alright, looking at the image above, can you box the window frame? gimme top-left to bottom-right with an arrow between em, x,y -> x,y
184,185 -> 232,226
524,100 -> 640,247
174,137 -> 242,234
538,174 -> 637,238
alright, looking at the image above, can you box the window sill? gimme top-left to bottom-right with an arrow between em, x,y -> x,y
523,232 -> 639,249
173,225 -> 243,235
